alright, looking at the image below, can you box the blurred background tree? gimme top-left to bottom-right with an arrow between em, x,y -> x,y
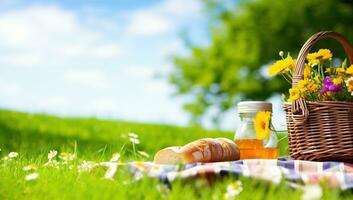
170,0 -> 353,124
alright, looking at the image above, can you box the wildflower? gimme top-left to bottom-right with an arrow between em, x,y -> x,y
137,151 -> 150,158
268,55 -> 296,76
297,80 -> 309,93
23,164 -> 37,171
8,152 -> 19,158
24,173 -> 39,181
103,162 -> 118,180
224,181 -> 243,200
128,133 -> 138,139
279,51 -> 284,57
332,77 -> 343,85
78,160 -> 96,172
325,68 -> 332,74
133,161 -> 145,169
307,49 -> 332,66
301,184 -> 323,200
336,67 -> 346,74
307,81 -> 319,92
254,111 -> 271,140
130,138 -> 140,144
320,77 -> 342,95
304,64 -> 311,79
314,75 -> 320,82
346,65 -> 353,76
48,150 -> 58,161
346,77 -> 353,95
289,88 -> 300,102
59,152 -> 75,163
110,153 -> 121,162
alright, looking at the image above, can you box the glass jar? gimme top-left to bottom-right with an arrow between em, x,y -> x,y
234,101 -> 278,159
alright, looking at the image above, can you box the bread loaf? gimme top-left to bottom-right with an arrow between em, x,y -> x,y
154,138 -> 240,164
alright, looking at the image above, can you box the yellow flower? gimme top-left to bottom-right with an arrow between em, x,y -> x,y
336,67 -> 346,74
297,79 -> 309,93
325,68 -> 332,74
314,75 -> 320,82
346,77 -> 353,93
346,65 -> 353,76
268,55 -> 296,76
304,64 -> 311,79
254,111 -> 271,140
289,87 -> 300,102
307,49 -> 332,66
307,81 -> 319,92
332,77 -> 343,85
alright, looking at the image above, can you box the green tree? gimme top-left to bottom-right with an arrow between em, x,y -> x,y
170,0 -> 353,124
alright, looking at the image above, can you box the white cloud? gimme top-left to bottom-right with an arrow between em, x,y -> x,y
125,0 -> 202,36
162,0 -> 202,16
0,5 -> 125,67
144,80 -> 171,94
0,81 -> 22,95
39,95 -> 70,108
123,65 -> 157,79
65,69 -> 110,89
126,12 -> 172,36
82,98 -> 117,113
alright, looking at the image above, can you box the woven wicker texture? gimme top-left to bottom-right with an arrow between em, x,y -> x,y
283,31 -> 353,162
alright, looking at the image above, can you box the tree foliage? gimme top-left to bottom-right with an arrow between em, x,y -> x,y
170,0 -> 353,124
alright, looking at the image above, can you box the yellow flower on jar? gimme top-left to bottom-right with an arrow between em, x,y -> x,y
268,55 -> 296,76
289,87 -> 300,102
346,65 -> 353,76
254,111 -> 271,140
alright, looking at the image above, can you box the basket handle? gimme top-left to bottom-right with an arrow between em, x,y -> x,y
291,31 -> 353,121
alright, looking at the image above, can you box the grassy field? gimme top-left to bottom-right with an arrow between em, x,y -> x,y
0,109 -> 352,199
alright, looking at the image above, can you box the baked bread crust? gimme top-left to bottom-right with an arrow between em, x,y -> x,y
154,138 -> 240,164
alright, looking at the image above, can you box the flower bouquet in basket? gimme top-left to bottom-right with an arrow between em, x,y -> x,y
268,31 -> 353,162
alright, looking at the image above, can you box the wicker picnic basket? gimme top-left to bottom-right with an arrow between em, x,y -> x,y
283,31 -> 353,162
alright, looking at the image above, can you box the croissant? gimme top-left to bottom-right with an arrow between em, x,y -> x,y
154,138 -> 240,164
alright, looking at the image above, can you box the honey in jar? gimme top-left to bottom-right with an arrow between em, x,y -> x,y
234,101 -> 278,159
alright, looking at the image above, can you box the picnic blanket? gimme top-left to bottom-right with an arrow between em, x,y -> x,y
128,158 -> 353,190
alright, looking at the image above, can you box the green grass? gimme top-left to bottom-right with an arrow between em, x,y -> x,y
0,109 -> 351,199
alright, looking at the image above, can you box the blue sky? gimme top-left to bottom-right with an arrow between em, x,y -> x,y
0,0 -> 286,130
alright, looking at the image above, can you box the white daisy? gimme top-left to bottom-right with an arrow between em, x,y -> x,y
103,162 -> 118,180
24,173 -> 39,181
128,132 -> 138,139
8,152 -> 19,158
301,184 -> 322,200
78,160 -> 96,172
224,181 -> 243,200
59,152 -> 76,163
129,138 -> 140,144
110,153 -> 121,162
48,150 -> 58,161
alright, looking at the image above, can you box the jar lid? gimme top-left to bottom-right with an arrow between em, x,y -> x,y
237,101 -> 272,113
